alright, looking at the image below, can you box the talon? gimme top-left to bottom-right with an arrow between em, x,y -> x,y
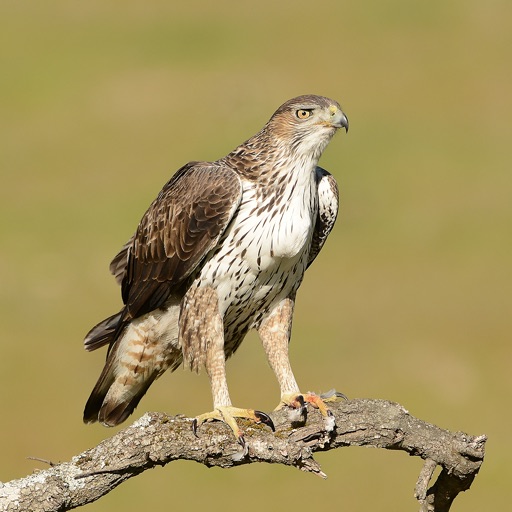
296,395 -> 307,416
303,392 -> 337,432
232,436 -> 249,462
254,410 -> 275,432
192,418 -> 199,437
279,390 -> 340,431
192,406 -> 274,445
275,393 -> 308,423
320,389 -> 348,402
293,394 -> 306,415
276,394 -> 305,411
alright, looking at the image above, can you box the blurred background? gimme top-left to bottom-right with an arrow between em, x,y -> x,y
1,1 -> 510,510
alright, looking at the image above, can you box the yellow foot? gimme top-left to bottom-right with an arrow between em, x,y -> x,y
276,389 -> 347,431
192,406 -> 275,449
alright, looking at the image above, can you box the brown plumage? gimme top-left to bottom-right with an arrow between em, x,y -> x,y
83,95 -> 348,436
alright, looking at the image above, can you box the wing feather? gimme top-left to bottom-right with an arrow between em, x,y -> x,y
110,238 -> 133,285
308,166 -> 339,267
120,162 -> 243,322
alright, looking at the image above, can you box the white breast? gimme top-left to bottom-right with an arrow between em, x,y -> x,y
196,161 -> 318,318
269,193 -> 313,259
234,168 -> 317,270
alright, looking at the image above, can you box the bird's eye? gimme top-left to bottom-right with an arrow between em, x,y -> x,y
296,109 -> 312,119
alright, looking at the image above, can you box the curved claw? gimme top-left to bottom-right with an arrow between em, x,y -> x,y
231,435 -> 249,462
192,418 -> 199,438
191,407 -> 275,442
296,395 -> 307,416
254,410 -> 275,432
275,393 -> 308,423
320,389 -> 348,401
237,433 -> 246,449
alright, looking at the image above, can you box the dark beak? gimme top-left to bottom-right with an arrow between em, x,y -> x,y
339,113 -> 349,133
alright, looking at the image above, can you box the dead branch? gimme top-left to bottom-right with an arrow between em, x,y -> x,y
0,398 -> 485,512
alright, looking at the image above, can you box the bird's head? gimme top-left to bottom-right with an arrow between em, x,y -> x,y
265,95 -> 349,160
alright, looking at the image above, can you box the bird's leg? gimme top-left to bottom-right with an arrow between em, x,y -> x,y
258,296 -> 302,415
258,295 -> 343,430
192,337 -> 275,447
182,286 -> 274,448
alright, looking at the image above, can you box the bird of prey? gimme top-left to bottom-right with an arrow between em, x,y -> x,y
83,94 -> 348,445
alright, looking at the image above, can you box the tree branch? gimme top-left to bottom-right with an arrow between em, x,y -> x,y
0,398 -> 486,512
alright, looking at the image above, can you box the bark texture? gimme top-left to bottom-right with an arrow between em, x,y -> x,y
0,398 -> 486,512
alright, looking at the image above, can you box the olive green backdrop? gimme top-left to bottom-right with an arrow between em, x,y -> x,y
1,1 -> 510,510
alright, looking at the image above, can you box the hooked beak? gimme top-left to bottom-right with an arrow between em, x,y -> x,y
334,112 -> 349,133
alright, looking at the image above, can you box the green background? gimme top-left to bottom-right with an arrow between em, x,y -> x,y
1,1 -> 510,510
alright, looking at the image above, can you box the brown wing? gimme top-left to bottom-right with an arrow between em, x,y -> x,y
110,237 -> 133,285
121,161 -> 243,322
308,166 -> 339,268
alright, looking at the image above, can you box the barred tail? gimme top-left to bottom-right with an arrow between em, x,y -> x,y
83,305 -> 181,426
83,351 -> 157,426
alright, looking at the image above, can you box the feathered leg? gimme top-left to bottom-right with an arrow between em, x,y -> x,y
181,286 -> 274,447
258,294 -> 343,430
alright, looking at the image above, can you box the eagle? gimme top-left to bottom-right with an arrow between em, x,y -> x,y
83,95 -> 349,445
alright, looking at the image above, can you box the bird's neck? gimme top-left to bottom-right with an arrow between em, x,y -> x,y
218,128 -> 322,187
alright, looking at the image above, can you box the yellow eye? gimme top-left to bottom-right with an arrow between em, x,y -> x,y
296,109 -> 311,119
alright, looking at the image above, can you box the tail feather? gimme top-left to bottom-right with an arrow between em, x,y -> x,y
83,353 -> 116,423
83,320 -> 166,426
83,360 -> 158,426
84,304 -> 182,426
98,374 -> 158,426
84,311 -> 124,352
